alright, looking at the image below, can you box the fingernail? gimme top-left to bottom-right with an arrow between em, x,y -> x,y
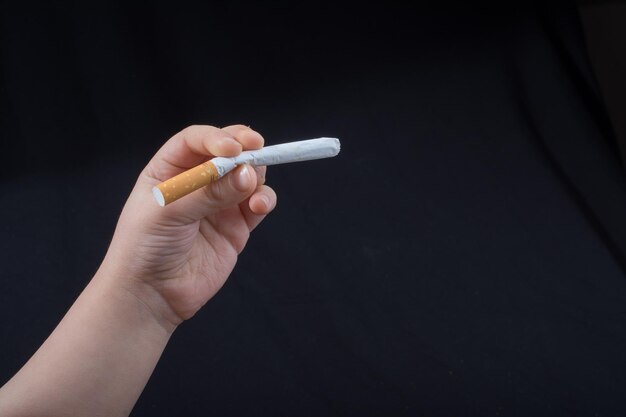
233,165 -> 252,191
259,195 -> 271,210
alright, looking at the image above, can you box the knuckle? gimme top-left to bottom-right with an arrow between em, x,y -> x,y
225,124 -> 248,131
204,181 -> 225,203
183,124 -> 218,137
183,124 -> 199,134
144,160 -> 161,181
178,125 -> 199,142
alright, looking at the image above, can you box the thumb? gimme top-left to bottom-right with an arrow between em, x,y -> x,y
167,164 -> 258,222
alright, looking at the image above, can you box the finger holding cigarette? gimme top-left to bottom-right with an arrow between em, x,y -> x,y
152,137 -> 341,207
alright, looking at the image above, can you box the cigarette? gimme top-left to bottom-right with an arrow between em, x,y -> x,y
152,137 -> 341,206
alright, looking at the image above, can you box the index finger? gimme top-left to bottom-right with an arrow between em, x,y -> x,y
144,125 -> 244,182
221,124 -> 264,150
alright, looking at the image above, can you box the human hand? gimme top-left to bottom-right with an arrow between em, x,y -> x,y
100,125 -> 277,331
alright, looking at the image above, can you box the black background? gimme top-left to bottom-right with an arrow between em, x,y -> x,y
2,2 -> 626,416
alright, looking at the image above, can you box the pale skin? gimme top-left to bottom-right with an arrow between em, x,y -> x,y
0,124 -> 277,417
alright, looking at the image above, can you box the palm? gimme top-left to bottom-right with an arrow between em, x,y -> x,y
153,206 -> 250,321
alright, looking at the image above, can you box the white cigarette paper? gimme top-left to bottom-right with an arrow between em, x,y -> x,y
211,137 -> 341,176
152,137 -> 341,206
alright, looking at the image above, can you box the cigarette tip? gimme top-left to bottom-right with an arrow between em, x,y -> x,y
333,137 -> 341,154
152,186 -> 165,207
324,137 -> 341,155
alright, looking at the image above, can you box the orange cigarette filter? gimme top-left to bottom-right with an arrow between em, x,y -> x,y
153,161 -> 219,206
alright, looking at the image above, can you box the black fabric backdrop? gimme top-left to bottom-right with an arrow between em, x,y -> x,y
2,2 -> 626,416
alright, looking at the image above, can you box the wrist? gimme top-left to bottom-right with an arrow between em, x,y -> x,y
94,261 -> 181,335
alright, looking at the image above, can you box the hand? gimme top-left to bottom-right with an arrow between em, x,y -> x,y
101,125 -> 277,331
